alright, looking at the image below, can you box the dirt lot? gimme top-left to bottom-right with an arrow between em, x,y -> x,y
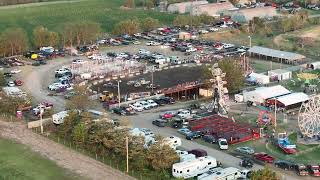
91,64 -> 206,95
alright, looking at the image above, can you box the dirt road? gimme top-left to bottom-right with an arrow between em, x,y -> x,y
0,120 -> 134,180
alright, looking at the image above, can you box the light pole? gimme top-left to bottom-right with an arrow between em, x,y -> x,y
126,136 -> 129,173
40,108 -> 44,134
117,80 -> 121,108
151,65 -> 155,95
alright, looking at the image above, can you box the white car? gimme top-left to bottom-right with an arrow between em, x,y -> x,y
48,82 -> 65,91
133,41 -> 141,45
146,41 -> 160,46
72,59 -> 86,64
129,103 -> 144,112
209,27 -> 219,32
138,101 -> 153,110
218,138 -> 228,150
138,49 -> 150,55
10,69 -> 21,74
199,29 -> 209,34
55,68 -> 70,74
186,47 -> 197,52
223,43 -> 235,49
147,100 -> 158,108
177,110 -> 191,119
7,81 -> 15,87
133,33 -> 141,37
117,53 -> 129,58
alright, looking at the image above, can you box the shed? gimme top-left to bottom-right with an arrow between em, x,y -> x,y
247,72 -> 270,84
243,85 -> 290,104
266,92 -> 309,109
248,46 -> 306,64
179,32 -> 192,40
268,69 -> 292,81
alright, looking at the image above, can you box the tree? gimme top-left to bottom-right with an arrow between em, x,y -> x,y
229,0 -> 240,5
218,59 -> 245,93
66,85 -> 92,111
297,37 -> 315,48
199,14 -> 216,25
48,32 -> 59,47
112,19 -> 140,35
72,122 -> 87,146
147,140 -> 179,171
33,26 -> 49,48
0,28 -> 28,56
141,17 -> 160,31
173,15 -> 189,27
251,166 -> 279,180
58,110 -> 80,139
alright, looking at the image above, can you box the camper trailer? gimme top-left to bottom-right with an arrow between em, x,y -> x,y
197,167 -> 241,180
197,167 -> 224,180
163,136 -> 182,149
52,111 -> 69,125
172,156 -> 217,179
176,150 -> 196,162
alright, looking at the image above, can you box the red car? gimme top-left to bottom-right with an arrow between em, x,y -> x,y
14,79 -> 23,86
253,152 -> 274,163
40,102 -> 54,109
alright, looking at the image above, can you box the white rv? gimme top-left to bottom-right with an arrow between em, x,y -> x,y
52,111 -> 69,125
172,156 -> 217,179
198,167 -> 241,180
176,150 -> 196,162
163,136 -> 182,149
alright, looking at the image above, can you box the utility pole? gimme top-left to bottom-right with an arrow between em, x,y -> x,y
126,136 -> 129,173
274,98 -> 277,129
117,80 -> 121,108
151,66 -> 155,94
40,108 -> 44,134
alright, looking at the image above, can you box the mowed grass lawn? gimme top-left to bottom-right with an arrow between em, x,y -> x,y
0,138 -> 79,180
0,0 -> 176,36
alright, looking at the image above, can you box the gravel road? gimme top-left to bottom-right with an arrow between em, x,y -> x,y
0,120 -> 134,180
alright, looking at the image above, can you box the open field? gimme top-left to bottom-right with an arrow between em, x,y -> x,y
0,138 -> 78,180
0,0 -> 176,37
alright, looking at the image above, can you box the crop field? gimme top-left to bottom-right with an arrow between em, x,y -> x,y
0,0 -> 176,37
0,138 -> 78,180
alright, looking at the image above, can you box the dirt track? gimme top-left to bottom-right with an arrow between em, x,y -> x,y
0,120 -> 135,180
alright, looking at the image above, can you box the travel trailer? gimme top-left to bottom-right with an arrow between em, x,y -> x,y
163,136 -> 182,149
172,156 -> 217,179
198,167 -> 241,180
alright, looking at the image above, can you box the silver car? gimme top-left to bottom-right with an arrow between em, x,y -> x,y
235,146 -> 255,155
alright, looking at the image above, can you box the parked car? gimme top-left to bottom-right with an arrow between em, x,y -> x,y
235,146 -> 255,155
294,164 -> 309,176
152,119 -> 166,127
239,158 -> 253,168
64,91 -> 77,99
218,138 -> 228,150
159,111 -> 176,119
275,160 -> 294,170
253,152 -> 274,163
202,135 -> 216,144
138,101 -> 153,110
186,131 -> 203,140
147,99 -> 158,108
7,81 -> 15,87
14,79 -> 23,86
72,59 -> 85,64
176,110 -> 191,119
307,165 -> 320,176
178,128 -> 192,136
113,107 -> 127,116
10,69 -> 21,74
129,103 -> 144,112
188,149 -> 207,158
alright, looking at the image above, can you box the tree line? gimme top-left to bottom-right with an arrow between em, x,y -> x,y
50,110 -> 179,179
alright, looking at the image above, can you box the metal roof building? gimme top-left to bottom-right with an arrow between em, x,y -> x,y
276,92 -> 309,107
248,46 -> 306,64
243,85 -> 291,103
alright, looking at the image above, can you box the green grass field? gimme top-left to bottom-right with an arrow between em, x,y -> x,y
0,0 -> 176,37
0,138 -> 79,180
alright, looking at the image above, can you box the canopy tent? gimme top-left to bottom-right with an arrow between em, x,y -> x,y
276,92 -> 309,107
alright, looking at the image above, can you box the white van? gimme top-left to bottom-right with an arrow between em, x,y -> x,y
172,156 -> 217,179
163,136 -> 181,149
198,167 -> 241,180
218,138 -> 228,150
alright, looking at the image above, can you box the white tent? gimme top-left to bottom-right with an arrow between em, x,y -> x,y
309,61 -> 320,70
276,92 -> 309,107
247,72 -> 270,84
243,85 -> 290,103
268,69 -> 292,81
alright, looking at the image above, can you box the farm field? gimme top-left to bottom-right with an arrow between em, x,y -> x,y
0,138 -> 79,180
0,0 -> 176,37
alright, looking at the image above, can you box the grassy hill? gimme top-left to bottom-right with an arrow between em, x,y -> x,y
0,138 -> 79,180
0,0 -> 176,37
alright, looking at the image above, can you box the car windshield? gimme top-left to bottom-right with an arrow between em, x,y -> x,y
220,141 -> 227,145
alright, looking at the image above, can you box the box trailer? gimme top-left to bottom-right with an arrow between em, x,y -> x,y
172,156 -> 217,179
